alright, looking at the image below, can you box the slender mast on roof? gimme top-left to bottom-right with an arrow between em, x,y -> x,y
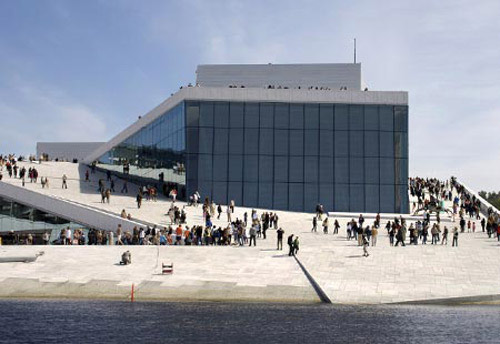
354,38 -> 357,64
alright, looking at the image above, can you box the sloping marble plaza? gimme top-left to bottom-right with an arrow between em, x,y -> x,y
0,162 -> 499,304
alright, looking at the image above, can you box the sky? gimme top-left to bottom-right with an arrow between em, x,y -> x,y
0,0 -> 499,191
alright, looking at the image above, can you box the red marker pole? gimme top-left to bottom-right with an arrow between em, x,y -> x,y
131,283 -> 135,303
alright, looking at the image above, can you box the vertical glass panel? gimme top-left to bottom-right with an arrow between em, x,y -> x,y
335,105 -> 349,130
197,180 -> 212,202
334,157 -> 348,184
212,181 -> 228,205
364,131 -> 379,157
260,103 -> 274,128
228,182 -> 243,205
319,184 -> 334,211
229,128 -> 244,155
350,184 -> 365,212
349,158 -> 364,184
334,184 -> 349,212
274,103 -> 289,129
319,104 -> 334,130
380,184 -> 395,213
379,105 -> 394,131
380,132 -> 394,158
365,158 -> 379,184
274,129 -> 288,156
365,184 -> 380,213
319,157 -> 334,184
186,102 -> 200,128
304,104 -> 319,129
394,132 -> 408,158
259,156 -> 273,182
319,130 -> 333,156
186,128 -> 199,154
200,102 -> 214,127
273,183 -> 288,210
229,102 -> 244,128
304,184 -> 319,212
214,102 -> 229,128
258,182 -> 273,209
304,156 -> 318,183
228,155 -> 243,182
289,130 -> 304,156
334,131 -> 348,157
396,184 -> 409,213
394,158 -> 408,185
259,128 -> 273,155
198,128 -> 213,154
289,183 -> 304,211
349,105 -> 364,130
304,130 -> 318,156
394,106 -> 408,132
380,157 -> 395,184
198,154 -> 213,181
274,156 -> 288,182
349,131 -> 363,156
243,182 -> 258,207
244,128 -> 259,155
245,103 -> 260,128
290,104 -> 304,129
364,105 -> 379,130
213,128 -> 228,154
289,156 -> 304,183
213,155 -> 228,182
243,155 -> 258,182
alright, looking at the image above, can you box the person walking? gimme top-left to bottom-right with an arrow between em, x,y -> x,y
452,227 -> 459,247
441,226 -> 448,245
371,225 -> 378,247
226,205 -> 231,222
362,235 -> 369,257
62,174 -> 68,189
333,220 -> 340,234
311,216 -> 317,232
293,236 -> 300,255
136,192 -> 142,209
287,234 -> 295,256
249,224 -> 257,247
322,217 -> 329,234
276,227 -> 284,250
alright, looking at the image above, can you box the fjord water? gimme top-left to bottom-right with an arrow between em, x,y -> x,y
0,300 -> 499,343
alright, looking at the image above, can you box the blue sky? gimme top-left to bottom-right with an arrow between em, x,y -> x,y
1,0 -> 499,191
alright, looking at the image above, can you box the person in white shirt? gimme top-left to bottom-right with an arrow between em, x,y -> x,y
65,228 -> 72,245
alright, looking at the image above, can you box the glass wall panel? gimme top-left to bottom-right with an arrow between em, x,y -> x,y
379,132 -> 394,158
380,184 -> 395,213
365,184 -> 380,213
198,128 -> 213,154
244,128 -> 259,155
198,154 -> 213,181
319,184 -> 334,211
364,131 -> 379,157
186,102 -> 200,127
186,128 -> 199,154
228,155 -> 243,182
335,105 -> 349,130
395,158 -> 407,185
394,132 -> 408,158
274,103 -> 289,129
289,183 -> 304,211
213,155 -> 228,182
334,131 -> 348,157
213,181 -> 228,204
258,182 -> 273,208
200,102 -> 214,127
290,104 -> 304,129
319,104 -> 334,130
289,156 -> 304,183
244,155 -> 259,182
304,104 -> 319,129
349,131 -> 363,157
334,184 -> 349,212
304,156 -> 318,183
213,128 -> 229,154
349,157 -> 364,184
197,180 -> 212,201
334,157 -> 349,184
260,103 -> 274,128
228,182 -> 243,205
349,105 -> 364,130
273,183 -> 288,209
319,130 -> 334,156
274,156 -> 288,182
289,130 -> 304,156
394,106 -> 408,132
350,184 -> 365,212
365,157 -> 379,184
245,103 -> 260,128
229,128 -> 244,155
304,184 -> 319,211
243,182 -> 258,206
274,129 -> 289,156
229,102 -> 244,128
380,158 -> 395,184
304,130 -> 319,156
364,105 -> 379,130
319,157 -> 334,184
259,155 -> 273,182
214,102 -> 229,128
259,129 -> 273,155
379,105 -> 394,131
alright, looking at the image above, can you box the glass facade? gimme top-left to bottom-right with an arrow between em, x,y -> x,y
96,100 -> 409,213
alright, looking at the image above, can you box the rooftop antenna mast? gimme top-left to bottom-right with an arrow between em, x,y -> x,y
354,38 -> 357,64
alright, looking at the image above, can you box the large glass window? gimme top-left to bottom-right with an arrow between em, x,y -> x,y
334,131 -> 348,157
335,105 -> 349,130
214,102 -> 229,128
274,129 -> 289,156
200,102 -> 214,127
319,104 -> 334,130
244,155 -> 259,182
245,103 -> 260,128
379,105 -> 394,131
244,128 -> 259,155
289,156 -> 304,183
290,104 -> 304,129
289,130 -> 304,156
304,104 -> 319,129
319,130 -> 334,156
259,129 -> 273,155
274,103 -> 289,129
213,128 -> 229,154
260,103 -> 274,128
349,105 -> 364,130
229,102 -> 244,128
